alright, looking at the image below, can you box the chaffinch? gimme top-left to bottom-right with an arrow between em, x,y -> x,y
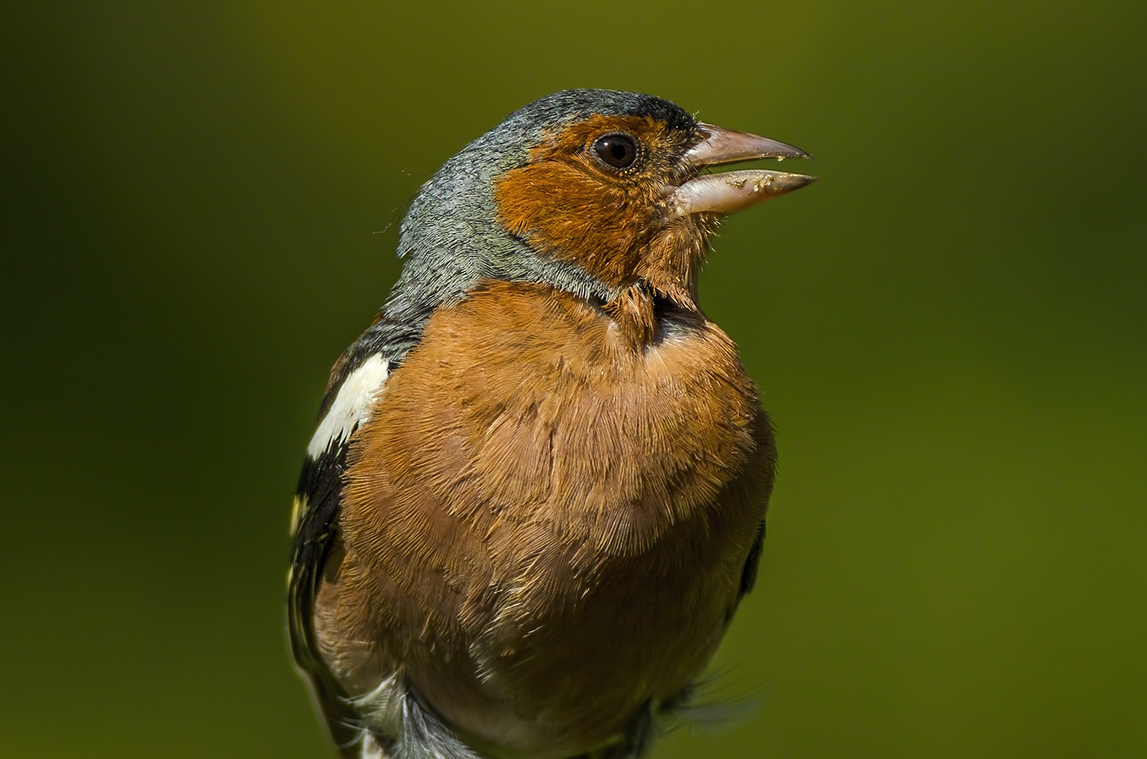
288,89 -> 814,759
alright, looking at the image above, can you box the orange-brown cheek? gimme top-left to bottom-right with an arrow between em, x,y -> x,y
494,161 -> 658,289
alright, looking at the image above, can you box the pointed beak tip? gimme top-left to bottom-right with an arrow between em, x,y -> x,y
770,171 -> 819,194
777,146 -> 814,162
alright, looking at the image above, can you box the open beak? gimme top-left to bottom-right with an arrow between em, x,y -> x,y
671,122 -> 816,216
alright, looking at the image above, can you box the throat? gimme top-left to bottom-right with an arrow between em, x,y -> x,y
633,214 -> 717,308
603,284 -> 681,348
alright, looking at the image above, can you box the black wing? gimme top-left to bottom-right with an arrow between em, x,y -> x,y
288,346 -> 396,757
288,439 -> 361,756
738,408 -> 776,600
738,519 -> 767,597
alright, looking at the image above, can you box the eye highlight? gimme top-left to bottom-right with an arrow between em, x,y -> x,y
591,133 -> 639,170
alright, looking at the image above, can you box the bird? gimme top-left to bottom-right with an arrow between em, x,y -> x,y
288,88 -> 815,759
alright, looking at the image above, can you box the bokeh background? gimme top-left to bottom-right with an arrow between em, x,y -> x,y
5,1 -> 1145,757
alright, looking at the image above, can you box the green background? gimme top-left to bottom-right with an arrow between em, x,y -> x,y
5,1 -> 1145,757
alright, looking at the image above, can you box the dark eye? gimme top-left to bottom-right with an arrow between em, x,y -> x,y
592,133 -> 638,170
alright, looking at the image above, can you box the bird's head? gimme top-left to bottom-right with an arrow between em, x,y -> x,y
388,89 -> 814,340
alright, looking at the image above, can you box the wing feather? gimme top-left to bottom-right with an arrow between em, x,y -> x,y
288,351 -> 392,757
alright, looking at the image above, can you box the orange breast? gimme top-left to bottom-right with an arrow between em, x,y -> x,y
325,280 -> 775,757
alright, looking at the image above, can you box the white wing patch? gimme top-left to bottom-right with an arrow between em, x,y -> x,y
306,354 -> 390,459
360,732 -> 386,759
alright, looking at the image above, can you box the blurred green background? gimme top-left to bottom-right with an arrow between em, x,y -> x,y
4,1 -> 1145,757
